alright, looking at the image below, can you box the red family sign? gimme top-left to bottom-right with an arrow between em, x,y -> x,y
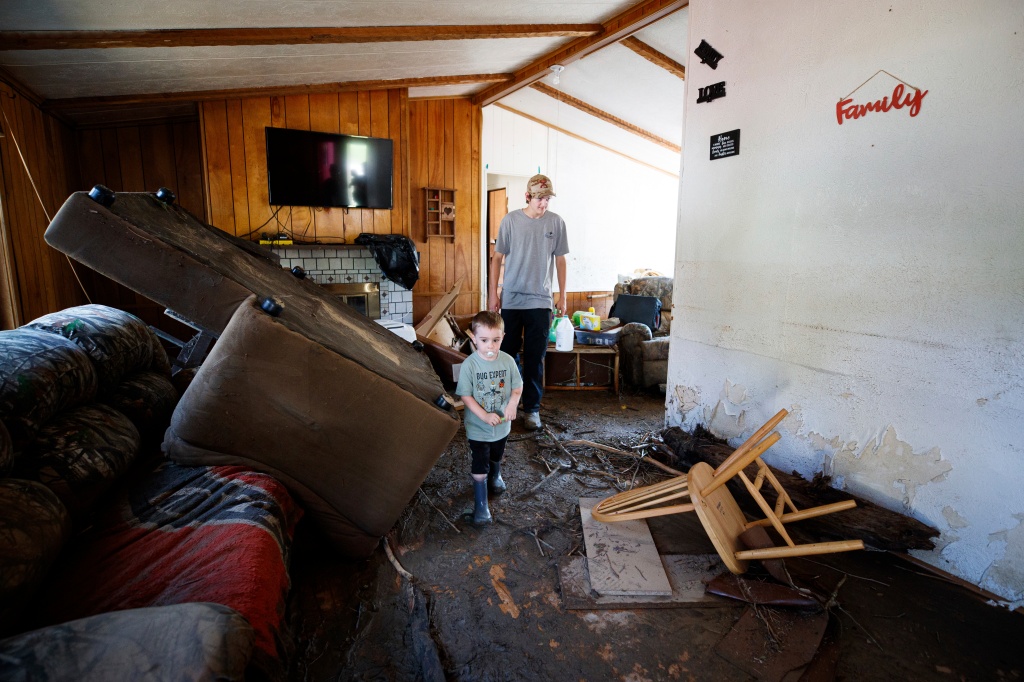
836,82 -> 928,125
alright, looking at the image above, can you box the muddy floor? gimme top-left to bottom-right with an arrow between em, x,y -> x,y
285,390 -> 1024,681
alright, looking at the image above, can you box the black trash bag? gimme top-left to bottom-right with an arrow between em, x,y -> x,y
354,233 -> 420,290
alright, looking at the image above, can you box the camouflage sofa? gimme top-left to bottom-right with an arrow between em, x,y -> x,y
0,305 -> 298,681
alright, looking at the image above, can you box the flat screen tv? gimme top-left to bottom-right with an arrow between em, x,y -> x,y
265,127 -> 394,209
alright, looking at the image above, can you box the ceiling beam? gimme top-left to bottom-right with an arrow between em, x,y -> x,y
620,37 -> 685,80
472,0 -> 689,107
42,74 -> 510,110
0,24 -> 602,51
494,103 -> 678,179
531,82 -> 680,152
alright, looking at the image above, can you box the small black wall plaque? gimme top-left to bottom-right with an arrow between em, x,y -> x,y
696,81 -> 726,103
694,40 -> 724,69
710,129 -> 740,160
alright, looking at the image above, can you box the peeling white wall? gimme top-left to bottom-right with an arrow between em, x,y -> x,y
482,105 -> 679,290
667,0 -> 1024,603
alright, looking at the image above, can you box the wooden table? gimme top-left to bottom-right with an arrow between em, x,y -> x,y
543,343 -> 619,393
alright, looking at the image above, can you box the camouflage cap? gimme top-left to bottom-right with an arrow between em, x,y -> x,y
526,174 -> 556,198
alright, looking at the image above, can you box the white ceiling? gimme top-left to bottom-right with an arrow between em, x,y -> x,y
0,0 -> 688,167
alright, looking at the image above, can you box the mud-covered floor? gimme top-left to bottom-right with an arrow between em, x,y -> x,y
285,390 -> 1024,681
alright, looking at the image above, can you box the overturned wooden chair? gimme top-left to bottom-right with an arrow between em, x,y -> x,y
592,409 -> 864,573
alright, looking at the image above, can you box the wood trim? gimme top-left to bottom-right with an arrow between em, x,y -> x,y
531,82 -> 680,152
1,25 -> 602,50
472,0 -> 689,106
620,37 -> 686,80
42,74 -> 512,110
494,103 -> 678,179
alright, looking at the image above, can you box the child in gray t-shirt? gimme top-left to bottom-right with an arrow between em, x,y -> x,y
455,311 -> 523,525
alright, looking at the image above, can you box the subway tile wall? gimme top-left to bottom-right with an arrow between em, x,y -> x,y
271,246 -> 414,324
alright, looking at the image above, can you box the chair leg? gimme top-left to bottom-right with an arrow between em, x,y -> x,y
745,500 -> 858,530
734,539 -> 865,561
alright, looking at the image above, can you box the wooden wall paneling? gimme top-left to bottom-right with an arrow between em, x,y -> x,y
390,89 -> 407,235
308,93 -> 345,242
284,95 -> 310,130
172,121 -> 205,219
443,100 -> 456,303
201,100 -> 235,232
452,99 -> 472,316
370,90 -> 390,235
472,104 -> 483,313
0,92 -> 82,324
409,100 -> 427,243
15,100 -> 53,316
116,127 -> 145,192
139,124 -> 176,196
282,96 -> 315,240
225,100 -> 250,237
0,106 -> 26,325
408,100 -> 429,315
339,92 -> 362,242
426,101 -> 446,302
241,97 -> 273,240
355,91 -> 373,235
99,129 -> 123,190
69,127 -> 121,311
76,129 -> 106,191
339,92 -> 359,135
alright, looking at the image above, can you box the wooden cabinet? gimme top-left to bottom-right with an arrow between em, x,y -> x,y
424,187 -> 456,239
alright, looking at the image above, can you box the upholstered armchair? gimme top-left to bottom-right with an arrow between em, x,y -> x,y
613,276 -> 673,389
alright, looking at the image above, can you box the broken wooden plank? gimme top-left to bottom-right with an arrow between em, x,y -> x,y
579,497 -> 671,596
414,277 -> 463,337
662,427 -> 938,551
557,554 -> 733,609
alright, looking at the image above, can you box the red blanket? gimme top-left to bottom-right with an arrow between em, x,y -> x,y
37,461 -> 302,670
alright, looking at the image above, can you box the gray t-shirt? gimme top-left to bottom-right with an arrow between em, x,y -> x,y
495,209 -> 569,310
455,350 -> 523,442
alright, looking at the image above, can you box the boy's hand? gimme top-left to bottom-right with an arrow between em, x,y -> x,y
504,404 -> 518,422
484,412 -> 503,426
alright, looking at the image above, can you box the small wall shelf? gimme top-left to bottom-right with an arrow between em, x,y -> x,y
424,187 -> 456,239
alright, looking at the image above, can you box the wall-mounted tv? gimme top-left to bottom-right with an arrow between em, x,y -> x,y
265,127 -> 394,209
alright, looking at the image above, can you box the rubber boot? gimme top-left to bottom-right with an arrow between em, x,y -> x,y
488,460 -> 506,495
472,479 -> 492,525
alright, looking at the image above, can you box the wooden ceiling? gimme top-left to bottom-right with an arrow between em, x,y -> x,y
0,0 -> 688,170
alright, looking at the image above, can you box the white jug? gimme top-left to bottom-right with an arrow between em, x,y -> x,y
554,316 -> 574,351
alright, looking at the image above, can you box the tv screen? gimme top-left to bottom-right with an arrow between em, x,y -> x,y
265,127 -> 394,209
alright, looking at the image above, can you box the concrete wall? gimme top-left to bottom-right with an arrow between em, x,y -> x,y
668,0 -> 1024,603
482,105 -> 679,291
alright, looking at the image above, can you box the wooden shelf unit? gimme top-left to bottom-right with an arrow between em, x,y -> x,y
424,187 -> 456,239
544,343 -> 619,393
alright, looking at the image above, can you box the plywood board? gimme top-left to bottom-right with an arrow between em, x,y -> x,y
579,496 -> 672,596
558,554 -> 733,610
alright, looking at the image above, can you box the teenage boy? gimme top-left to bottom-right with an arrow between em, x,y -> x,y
487,174 -> 569,431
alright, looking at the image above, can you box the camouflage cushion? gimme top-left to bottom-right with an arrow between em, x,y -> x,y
0,479 -> 70,636
23,305 -> 156,394
0,329 -> 97,451
102,371 -> 178,443
17,404 -> 140,523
